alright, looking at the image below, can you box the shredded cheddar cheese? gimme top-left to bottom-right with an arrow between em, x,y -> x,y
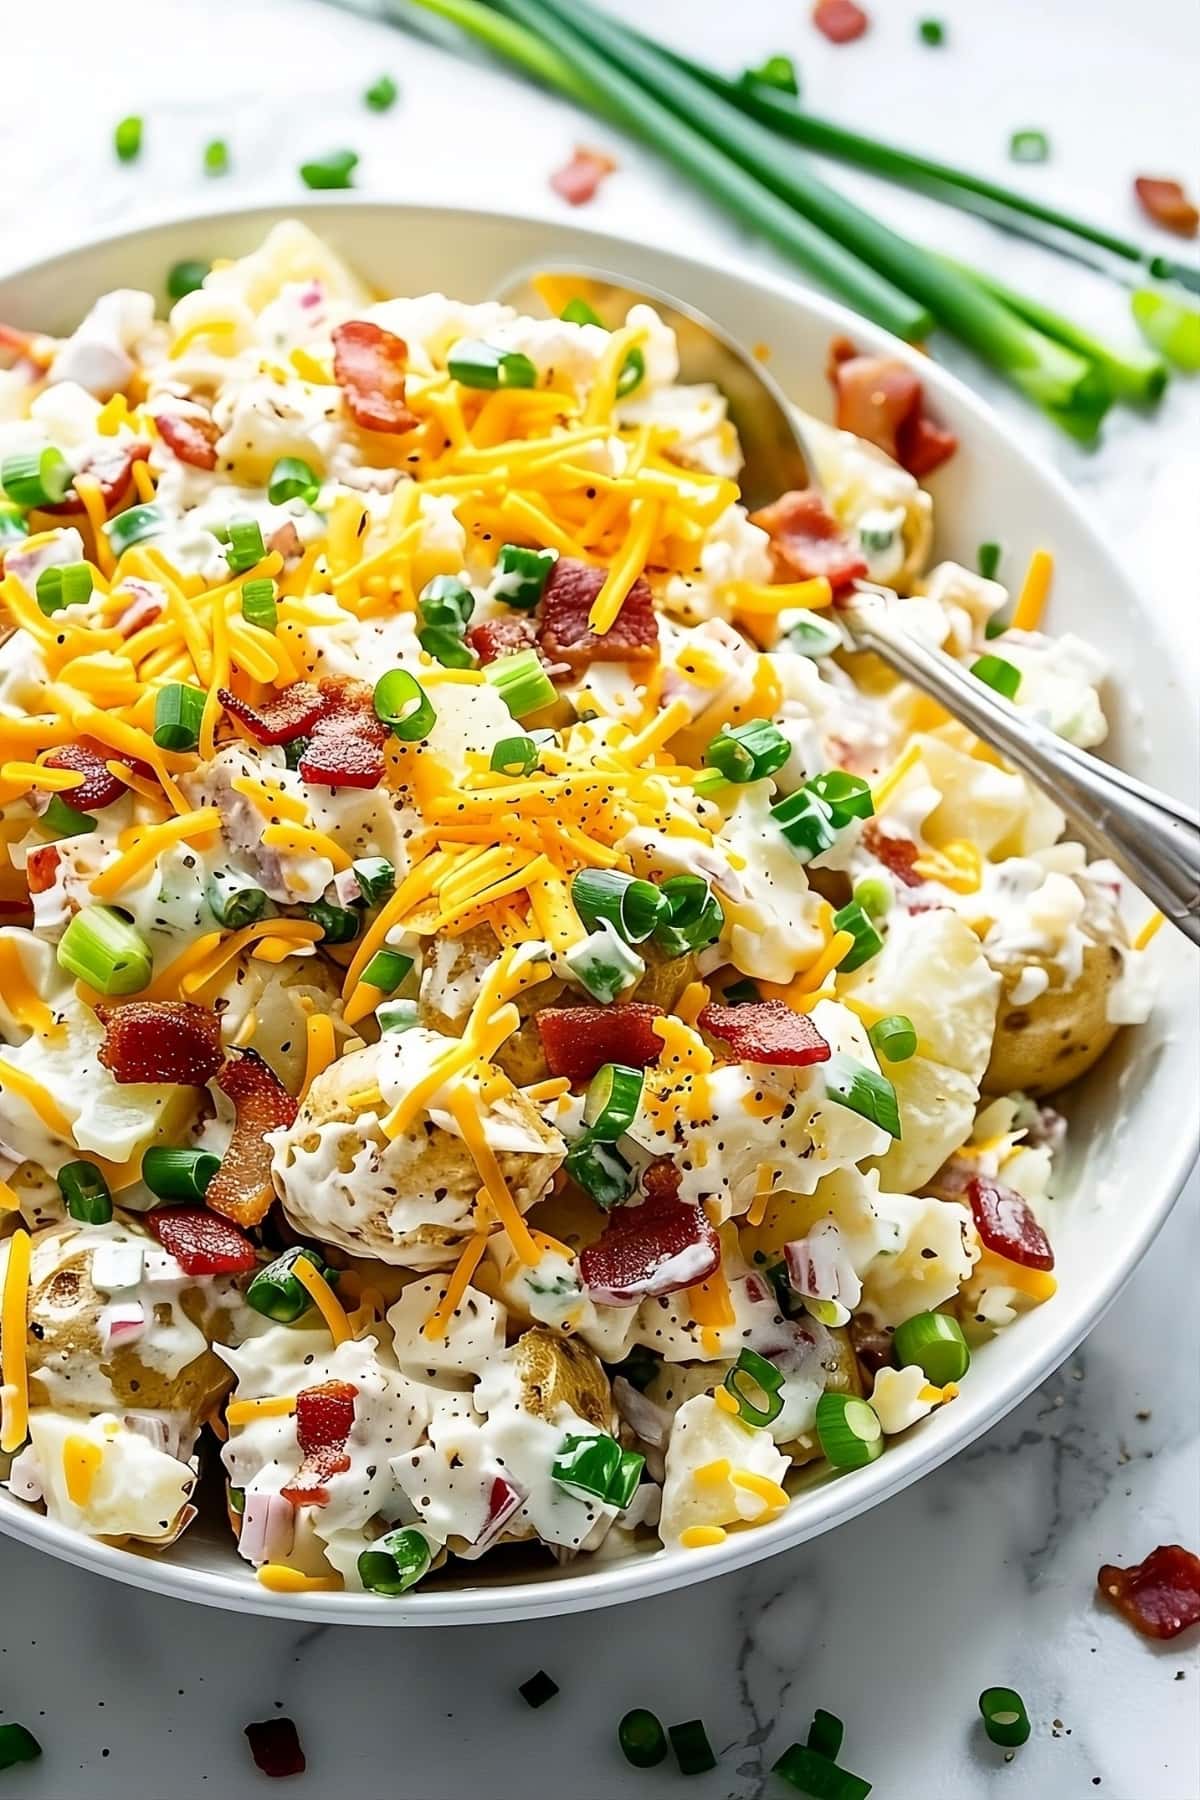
0,1227 -> 31,1452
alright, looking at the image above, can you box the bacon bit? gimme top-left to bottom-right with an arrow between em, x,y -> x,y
244,1719 -> 307,1780
550,144 -> 618,206
536,557 -> 658,669
0,322 -> 39,367
466,614 -> 538,665
1134,177 -> 1199,238
298,677 -> 388,791
813,0 -> 869,43
579,1162 -> 721,1306
25,844 -> 61,895
218,680 -> 325,746
96,999 -> 223,1086
827,337 -> 958,477
148,1205 -> 258,1276
536,1003 -> 665,1085
966,1173 -> 1054,1271
41,442 -> 150,517
114,585 -> 166,637
154,411 -> 219,471
267,520 -> 303,561
205,1049 -> 298,1228
749,489 -> 868,589
43,740 -> 128,812
862,819 -> 926,888
281,1380 -> 357,1507
331,320 -> 418,435
698,998 -> 832,1067
1098,1544 -> 1200,1640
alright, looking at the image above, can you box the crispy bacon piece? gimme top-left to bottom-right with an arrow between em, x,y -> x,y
218,680 -> 326,746
1134,177 -> 1199,238
813,0 -> 869,42
281,1380 -> 358,1507
41,442 -> 150,516
43,740 -> 128,812
298,678 -> 388,791
862,819 -> 925,888
25,844 -> 61,895
966,1172 -> 1054,1271
827,337 -> 958,477
536,556 -> 658,670
148,1206 -> 259,1276
1098,1544 -> 1200,1640
331,320 -> 418,435
466,614 -> 538,665
749,489 -> 868,589
698,998 -> 832,1067
579,1161 -> 721,1306
205,1050 -> 298,1228
244,1719 -> 307,1780
536,1003 -> 665,1085
96,999 -> 223,1086
154,410 -> 220,470
550,144 -> 618,206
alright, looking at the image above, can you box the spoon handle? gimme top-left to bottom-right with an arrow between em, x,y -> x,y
850,617 -> 1200,946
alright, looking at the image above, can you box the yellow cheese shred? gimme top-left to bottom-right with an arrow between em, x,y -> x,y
680,1524 -> 727,1549
301,1014 -> 337,1098
1132,910 -> 1165,951
256,1564 -> 342,1594
225,1395 -> 298,1426
293,1258 -> 353,1346
1,1226 -> 32,1452
1011,548 -> 1053,632
63,1435 -> 104,1508
588,497 -> 660,635
422,1232 -> 489,1340
446,1086 -> 539,1266
0,1058 -> 73,1137
89,808 -> 222,901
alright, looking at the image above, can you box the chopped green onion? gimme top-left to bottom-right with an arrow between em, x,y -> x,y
893,1310 -> 969,1385
723,1347 -> 785,1427
105,503 -> 165,555
611,1343 -> 660,1391
0,504 -> 26,544
362,949 -> 413,992
815,1390 -> 884,1470
722,977 -> 760,1005
770,787 -> 837,861
564,924 -> 644,1003
851,876 -> 891,921
246,1246 -> 327,1323
484,647 -> 557,719
418,623 -> 476,668
807,1709 -> 846,1761
490,734 -> 540,776
831,900 -> 884,974
307,900 -> 360,944
783,612 -> 843,658
977,541 -> 1003,582
225,519 -> 265,575
41,795 -> 97,839
57,1159 -> 113,1225
668,1719 -> 717,1777
1132,287 -> 1200,372
282,738 -> 308,771
228,1485 -> 246,1515
618,1707 -> 668,1768
35,561 -> 93,615
153,682 -> 205,751
240,578 -> 278,632
374,668 -> 436,741
57,904 -> 152,995
353,856 -> 395,905
517,1671 -> 559,1709
167,260 -> 210,302
0,1724 -> 41,1771
807,770 -> 874,828
203,138 -> 230,176
493,542 -> 556,609
743,53 -> 799,96
208,883 -> 268,930
979,1686 -> 1031,1748
551,1431 -> 644,1508
917,17 -> 945,44
142,1146 -> 221,1203
773,1740 -> 873,1798
705,719 -> 790,783
1009,129 -> 1050,164
582,1062 -> 644,1140
447,340 -> 538,389
560,296 -> 605,327
418,574 -> 474,630
377,997 -> 419,1034
114,115 -> 143,162
868,1013 -> 917,1063
267,456 -> 320,506
357,1526 -> 432,1595
565,1135 -> 634,1209
364,73 -> 399,111
616,345 -> 646,397
970,653 -> 1022,700
653,873 -> 724,957
299,149 -> 359,190
572,868 -> 666,944
823,1053 -> 901,1137
2,446 -> 72,509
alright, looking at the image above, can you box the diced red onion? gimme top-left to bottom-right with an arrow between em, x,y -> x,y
332,868 -> 363,908
238,1490 -> 296,1566
457,1474 -> 526,1561
613,1376 -> 672,1450
784,1220 -> 862,1310
122,1412 -> 173,1455
101,1301 -> 146,1349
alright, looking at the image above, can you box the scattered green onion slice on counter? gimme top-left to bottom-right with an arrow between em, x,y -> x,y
773,1740 -> 873,1798
770,787 -> 837,861
979,1686 -> 1031,1748
807,770 -> 874,827
307,900 -> 360,944
565,1135 -> 634,1209
240,578 -> 278,632
114,115 -> 143,162
57,904 -> 152,995
971,653 -> 1022,700
704,718 -> 790,783
618,1707 -> 668,1768
616,344 -> 646,397
722,977 -> 760,1005
723,1347 -> 785,1427
582,1062 -> 644,1140
105,503 -> 165,555
917,17 -> 945,44
418,622 -> 476,668
977,541 -> 1003,582
357,1526 -> 432,1595
41,796 -> 97,839
551,1431 -> 644,1508
823,1054 -> 901,1138
352,856 -> 395,904
36,561 -> 93,615
572,868 -> 666,944
851,876 -> 891,921
362,949 -> 413,993
153,682 -> 205,751
483,647 -> 556,719
299,149 -> 359,190
893,1311 -> 970,1385
377,997 -> 420,1033
142,1147 -> 221,1204
1009,129 -> 1050,164
668,1719 -> 717,1777
167,259 -> 210,301
743,53 -> 799,95
563,925 -> 644,1004
246,1247 -> 329,1323
560,296 -> 605,327
490,734 -> 540,776
494,542 -> 556,609
374,668 -> 436,741
831,901 -> 884,973
806,1709 -> 846,1760
815,1390 -> 884,1470
267,456 -> 320,505
208,884 -> 268,930
653,873 -> 724,957
517,1671 -> 559,1709
203,138 -> 230,176
0,1725 -> 41,1772
364,73 -> 399,111
868,1013 -> 917,1063
225,519 -> 265,575
2,446 -> 72,509
58,1159 -> 113,1225
447,340 -> 538,390
418,574 -> 474,630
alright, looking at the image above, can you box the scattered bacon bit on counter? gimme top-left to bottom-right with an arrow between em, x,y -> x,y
965,1172 -> 1055,1270
24,844 -> 60,895
219,680 -> 326,746
154,410 -> 219,470
148,1205 -> 259,1276
536,1003 -> 665,1084
749,489 -> 868,589
41,442 -> 150,516
550,144 -> 618,206
466,614 -> 538,665
698,998 -> 832,1067
244,1718 -> 307,1780
96,999 -> 224,1086
331,320 -> 419,434
205,1049 -> 298,1228
281,1380 -> 358,1507
579,1162 -> 721,1305
827,337 -> 958,477
43,740 -> 128,812
1133,176 -> 1199,238
536,556 -> 659,669
813,0 -> 869,43
862,819 -> 926,887
1098,1544 -> 1200,1639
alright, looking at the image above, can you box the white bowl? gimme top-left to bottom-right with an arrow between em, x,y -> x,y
1,201 -> 1195,1625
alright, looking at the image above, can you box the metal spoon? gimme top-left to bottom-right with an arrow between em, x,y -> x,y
495,263 -> 1200,945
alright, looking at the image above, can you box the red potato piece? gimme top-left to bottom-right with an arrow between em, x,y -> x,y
698,998 -> 831,1067
536,1003 -> 665,1085
331,320 -> 419,434
579,1161 -> 721,1305
1098,1544 -> 1200,1639
154,411 -> 220,471
827,337 -> 958,477
1134,177 -> 1199,238
280,1379 -> 358,1507
204,1049 -> 298,1228
813,0 -> 869,43
550,145 -> 618,206
96,999 -> 223,1086
148,1206 -> 258,1276
43,740 -> 128,812
749,488 -> 868,589
536,556 -> 659,669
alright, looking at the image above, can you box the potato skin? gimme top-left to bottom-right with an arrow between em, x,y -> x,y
513,1326 -> 615,1433
983,936 -> 1123,1098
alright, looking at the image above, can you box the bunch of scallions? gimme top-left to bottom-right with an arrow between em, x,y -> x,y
356,0 -> 1200,439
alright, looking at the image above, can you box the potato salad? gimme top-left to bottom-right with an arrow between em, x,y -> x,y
0,223 -> 1155,1596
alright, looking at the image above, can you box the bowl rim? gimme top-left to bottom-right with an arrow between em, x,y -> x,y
0,195 -> 1195,1626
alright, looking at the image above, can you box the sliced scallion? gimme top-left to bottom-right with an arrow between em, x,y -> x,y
307,900 -> 360,944
57,904 -> 152,995
823,1053 -> 901,1138
299,149 -> 359,190
743,53 -> 799,95
917,17 -> 945,44
490,734 -> 540,776
979,1686 -> 1031,1748
105,503 -> 165,555
893,1310 -> 970,1384
551,1431 -> 643,1507
0,1724 -> 41,1771
618,1708 -> 668,1768
153,682 -> 205,751
484,647 -> 557,719
971,653 -> 1022,701
831,900 -> 884,973
807,770 -> 874,828
241,577 -> 278,632
560,297 -> 605,326
362,949 -> 413,993
57,1159 -> 113,1225
868,1013 -> 917,1063
565,1135 -> 634,1209
705,719 -> 790,783
418,623 -> 476,668
114,115 -> 143,162
494,542 -> 557,609
374,668 -> 436,741
851,876 -> 891,920
35,561 -> 93,615
572,867 -> 666,944
773,1741 -> 872,1798
142,1146 -> 221,1203
447,340 -> 538,390
815,1390 -> 884,1470
1009,129 -> 1050,164
418,574 -> 474,631
977,541 -> 1002,582
770,786 -> 837,861
1132,287 -> 1200,372
0,505 -> 26,544
668,1719 -> 717,1777
377,997 -> 420,1033
356,1526 -> 432,1595
723,1347 -> 785,1427
41,795 -> 96,839
653,872 -> 724,957
352,856 -> 395,904
167,260 -> 210,302
783,612 -> 843,658
563,923 -> 644,1003
616,344 -> 646,397
267,456 -> 320,505
365,73 -> 399,111
2,446 -> 72,510
246,1246 -> 327,1323
225,519 -> 265,575
806,1709 -> 846,1760
208,883 -> 268,930
582,1062 -> 644,1140
204,138 -> 230,176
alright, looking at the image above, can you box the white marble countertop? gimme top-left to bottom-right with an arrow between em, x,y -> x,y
0,0 -> 1197,1794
